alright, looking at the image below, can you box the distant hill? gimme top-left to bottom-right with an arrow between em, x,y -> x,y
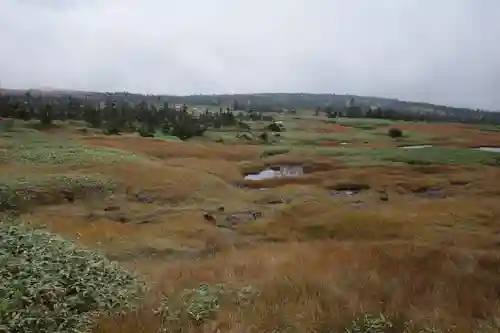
3,88 -> 500,124
0,88 -> 490,115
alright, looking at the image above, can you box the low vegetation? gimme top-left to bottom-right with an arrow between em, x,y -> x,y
0,174 -> 116,212
2,90 -> 500,332
1,133 -> 146,166
94,282 -> 448,333
327,117 -> 399,130
260,147 -> 290,158
0,218 -> 143,333
388,127 -> 404,138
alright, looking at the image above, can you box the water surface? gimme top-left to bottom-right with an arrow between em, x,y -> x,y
400,145 -> 433,149
477,147 -> 500,153
244,165 -> 304,181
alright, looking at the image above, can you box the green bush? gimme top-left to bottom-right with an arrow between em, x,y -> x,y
104,127 -> 121,135
138,127 -> 155,138
344,313 -> 442,333
0,218 -> 143,333
388,128 -> 403,138
345,313 -> 405,333
478,125 -> 500,133
154,284 -> 256,330
267,122 -> 285,132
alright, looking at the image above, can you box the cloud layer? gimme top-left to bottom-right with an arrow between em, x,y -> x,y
1,0 -> 499,109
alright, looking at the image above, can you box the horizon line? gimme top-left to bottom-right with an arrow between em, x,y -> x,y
0,86 -> 494,112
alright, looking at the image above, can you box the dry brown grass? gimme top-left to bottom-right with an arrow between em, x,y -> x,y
93,242 -> 500,332
5,121 -> 500,332
81,135 -> 261,161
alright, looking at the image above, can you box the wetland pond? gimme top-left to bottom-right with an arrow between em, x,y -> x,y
477,147 -> 500,153
244,165 -> 304,181
399,145 -> 433,149
398,146 -> 500,153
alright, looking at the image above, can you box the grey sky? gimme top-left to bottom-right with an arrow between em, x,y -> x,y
1,0 -> 499,109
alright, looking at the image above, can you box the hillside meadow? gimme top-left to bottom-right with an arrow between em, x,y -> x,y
2,113 -> 500,332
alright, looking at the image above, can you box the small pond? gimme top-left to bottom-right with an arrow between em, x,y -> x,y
330,190 -> 358,197
477,147 -> 500,153
399,145 -> 433,149
244,165 -> 304,181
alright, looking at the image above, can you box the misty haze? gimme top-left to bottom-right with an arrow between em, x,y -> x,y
1,0 -> 500,110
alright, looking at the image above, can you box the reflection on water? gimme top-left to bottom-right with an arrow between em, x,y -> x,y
330,190 -> 357,197
400,145 -> 433,149
477,147 -> 500,153
244,165 -> 304,181
398,146 -> 500,153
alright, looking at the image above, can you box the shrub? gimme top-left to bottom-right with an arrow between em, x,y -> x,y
388,127 -> 403,138
0,218 -> 143,333
344,313 -> 404,333
170,120 -> 206,141
343,313 -> 442,333
104,127 -> 121,135
267,122 -> 285,132
138,126 -> 155,138
154,284 -> 256,330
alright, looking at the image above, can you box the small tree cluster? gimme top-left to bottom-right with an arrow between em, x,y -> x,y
0,93 -> 239,141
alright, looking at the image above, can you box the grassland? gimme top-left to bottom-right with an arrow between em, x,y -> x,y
3,114 -> 500,332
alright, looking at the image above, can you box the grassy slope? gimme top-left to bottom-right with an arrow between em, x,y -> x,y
2,117 -> 500,332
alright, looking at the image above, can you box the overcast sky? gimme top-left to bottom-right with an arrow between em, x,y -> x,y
1,0 -> 499,109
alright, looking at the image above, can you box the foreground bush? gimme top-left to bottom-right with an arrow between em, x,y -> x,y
0,219 -> 143,333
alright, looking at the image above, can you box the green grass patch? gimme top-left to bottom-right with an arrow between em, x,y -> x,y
1,132 -> 148,166
478,124 -> 500,132
306,146 -> 500,166
198,130 -> 241,144
0,174 -> 117,211
331,121 -> 378,130
0,217 -> 143,333
8,119 -> 90,130
379,147 -> 500,166
154,131 -> 183,141
327,117 -> 400,127
284,131 -> 377,145
286,130 -> 430,147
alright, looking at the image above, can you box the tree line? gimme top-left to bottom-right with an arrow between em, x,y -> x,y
0,92 -> 239,140
316,99 -> 500,125
2,90 -> 500,135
